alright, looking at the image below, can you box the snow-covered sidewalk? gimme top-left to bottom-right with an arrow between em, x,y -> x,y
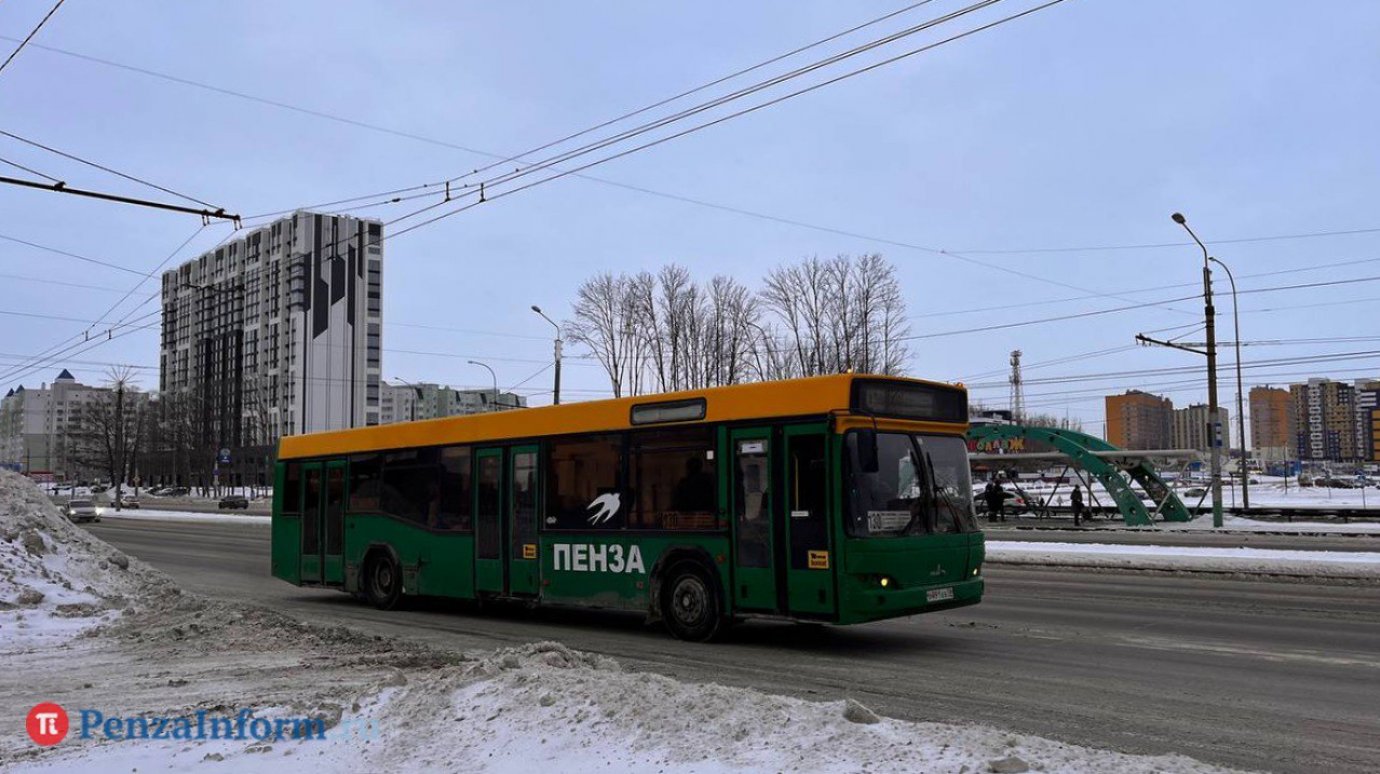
1,470 -> 1243,773
986,540 -> 1380,579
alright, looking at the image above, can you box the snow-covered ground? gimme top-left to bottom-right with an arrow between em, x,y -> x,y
1020,478 -> 1378,511
986,540 -> 1380,579
1152,513 -> 1380,534
96,508 -> 270,526
0,470 -> 1243,773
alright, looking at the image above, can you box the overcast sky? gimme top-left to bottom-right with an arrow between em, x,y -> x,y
1,0 -> 1376,436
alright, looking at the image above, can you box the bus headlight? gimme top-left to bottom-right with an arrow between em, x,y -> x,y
879,576 -> 893,588
972,567 -> 980,577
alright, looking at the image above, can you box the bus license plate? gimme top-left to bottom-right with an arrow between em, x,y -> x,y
927,587 -> 954,603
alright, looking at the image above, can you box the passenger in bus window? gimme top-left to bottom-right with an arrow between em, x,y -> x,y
672,456 -> 715,513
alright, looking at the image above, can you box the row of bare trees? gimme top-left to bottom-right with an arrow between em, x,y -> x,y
68,369 -> 279,497
566,254 -> 910,397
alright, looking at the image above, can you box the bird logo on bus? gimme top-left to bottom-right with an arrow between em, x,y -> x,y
586,493 -> 622,525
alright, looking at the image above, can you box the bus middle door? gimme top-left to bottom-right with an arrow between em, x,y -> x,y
730,428 -> 777,612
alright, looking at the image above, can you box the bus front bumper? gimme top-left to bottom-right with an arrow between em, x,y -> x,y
838,576 -> 984,625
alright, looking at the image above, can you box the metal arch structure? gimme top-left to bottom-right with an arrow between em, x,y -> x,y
967,424 -> 1193,526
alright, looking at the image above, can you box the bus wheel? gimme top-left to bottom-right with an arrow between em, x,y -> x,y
364,552 -> 402,610
662,563 -> 722,642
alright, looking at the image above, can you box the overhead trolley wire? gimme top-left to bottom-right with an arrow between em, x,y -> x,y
0,0 -> 66,79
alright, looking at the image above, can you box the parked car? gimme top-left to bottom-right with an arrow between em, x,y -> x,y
64,499 -> 101,523
114,497 -> 140,509
218,494 -> 250,510
162,487 -> 190,497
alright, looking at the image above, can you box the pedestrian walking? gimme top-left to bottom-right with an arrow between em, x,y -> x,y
985,480 -> 1006,522
1071,484 -> 1084,527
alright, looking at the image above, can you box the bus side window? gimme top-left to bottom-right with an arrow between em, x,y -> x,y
438,447 -> 473,531
630,427 -> 716,530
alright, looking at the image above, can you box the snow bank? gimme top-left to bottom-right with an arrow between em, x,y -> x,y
9,641 -> 1239,774
987,540 -> 1380,579
0,471 -> 175,648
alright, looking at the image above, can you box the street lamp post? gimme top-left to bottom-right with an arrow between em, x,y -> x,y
530,305 -> 562,405
467,360 -> 501,411
1209,256 -> 1250,510
1172,212 -> 1225,528
392,376 -> 422,422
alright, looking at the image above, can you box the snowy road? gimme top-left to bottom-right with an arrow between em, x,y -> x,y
88,520 -> 1380,774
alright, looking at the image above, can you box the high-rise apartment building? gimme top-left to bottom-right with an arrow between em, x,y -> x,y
1249,386 -> 1294,461
1357,379 -> 1380,463
1289,378 -> 1357,462
1171,404 -> 1230,453
1105,390 -> 1173,449
379,382 -> 526,424
160,211 -> 383,455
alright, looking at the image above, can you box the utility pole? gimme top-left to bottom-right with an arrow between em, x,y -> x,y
1008,349 -> 1025,423
531,305 -> 562,405
1136,212 -> 1224,527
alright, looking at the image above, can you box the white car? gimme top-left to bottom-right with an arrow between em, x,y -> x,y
65,499 -> 101,523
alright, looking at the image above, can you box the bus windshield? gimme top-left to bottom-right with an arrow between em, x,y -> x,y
845,432 -> 977,536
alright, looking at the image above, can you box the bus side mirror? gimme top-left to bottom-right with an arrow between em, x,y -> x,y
856,429 -> 879,473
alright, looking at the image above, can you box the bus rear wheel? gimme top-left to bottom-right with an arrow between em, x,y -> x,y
364,552 -> 402,610
662,563 -> 723,642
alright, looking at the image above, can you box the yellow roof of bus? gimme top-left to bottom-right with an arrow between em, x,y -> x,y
277,373 -> 963,460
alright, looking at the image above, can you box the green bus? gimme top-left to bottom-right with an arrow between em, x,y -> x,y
272,374 -> 983,641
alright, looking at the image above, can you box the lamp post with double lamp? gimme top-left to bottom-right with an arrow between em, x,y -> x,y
391,376 -> 422,422
530,305 -> 562,405
1208,255 -> 1250,509
1171,212 -> 1225,528
467,360 -> 503,412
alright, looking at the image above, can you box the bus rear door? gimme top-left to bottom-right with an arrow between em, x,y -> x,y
474,448 -> 505,594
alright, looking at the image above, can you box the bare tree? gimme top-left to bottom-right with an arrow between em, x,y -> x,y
71,367 -> 146,510
567,272 -> 642,398
761,254 -> 910,376
569,254 -> 911,394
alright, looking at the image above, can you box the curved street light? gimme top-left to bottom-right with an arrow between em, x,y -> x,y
531,305 -> 562,405
467,360 -> 501,411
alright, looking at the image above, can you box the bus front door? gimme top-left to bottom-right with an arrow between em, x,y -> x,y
474,448 -> 505,595
730,428 -> 777,611
507,444 -> 541,597
783,425 -> 834,617
299,462 -> 323,584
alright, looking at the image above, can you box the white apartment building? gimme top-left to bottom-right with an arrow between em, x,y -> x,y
0,369 -> 110,477
379,382 -> 526,424
159,211 -> 383,451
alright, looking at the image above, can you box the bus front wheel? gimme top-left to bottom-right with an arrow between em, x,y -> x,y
364,552 -> 402,610
662,563 -> 723,642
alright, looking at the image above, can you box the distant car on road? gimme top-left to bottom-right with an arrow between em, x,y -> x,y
64,499 -> 101,523
114,497 -> 140,509
218,494 -> 250,510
